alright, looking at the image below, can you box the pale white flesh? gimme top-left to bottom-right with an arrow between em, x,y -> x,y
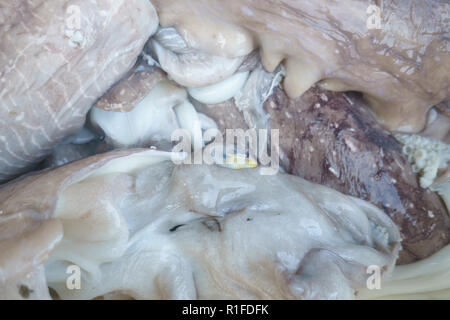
23,151 -> 401,300
188,71 -> 249,105
357,243 -> 450,300
90,81 -> 203,149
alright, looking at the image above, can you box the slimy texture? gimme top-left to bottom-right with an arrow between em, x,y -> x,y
151,39 -> 244,88
187,71 -> 249,105
152,0 -> 450,133
193,65 -> 450,264
90,80 -> 205,149
0,150 -> 401,299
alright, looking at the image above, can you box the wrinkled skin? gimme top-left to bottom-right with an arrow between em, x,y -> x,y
263,86 -> 450,264
2,0 -> 447,179
0,0 -> 158,182
0,150 -> 401,299
152,0 -> 450,132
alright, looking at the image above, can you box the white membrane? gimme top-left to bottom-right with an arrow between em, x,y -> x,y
357,243 -> 450,300
38,156 -> 401,299
187,71 -> 249,105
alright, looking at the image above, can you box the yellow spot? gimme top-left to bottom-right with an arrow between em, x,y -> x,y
222,153 -> 258,169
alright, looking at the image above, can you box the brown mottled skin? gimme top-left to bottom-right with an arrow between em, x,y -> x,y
94,59 -> 167,112
192,99 -> 249,134
263,86 -> 450,264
